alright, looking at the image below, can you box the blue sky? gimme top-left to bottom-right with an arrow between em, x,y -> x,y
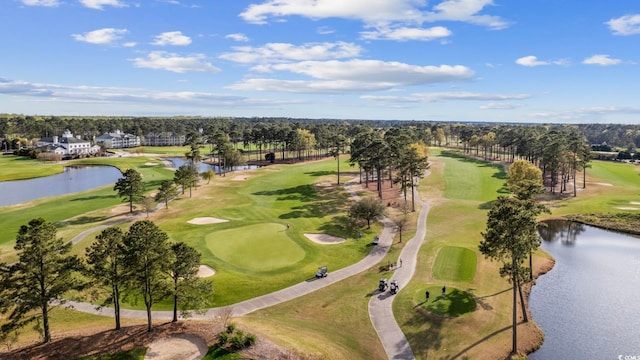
1,0 -> 639,123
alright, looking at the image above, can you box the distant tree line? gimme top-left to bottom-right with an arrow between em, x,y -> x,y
1,115 -> 638,151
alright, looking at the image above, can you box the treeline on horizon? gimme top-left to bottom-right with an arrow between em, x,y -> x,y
1,114 -> 639,150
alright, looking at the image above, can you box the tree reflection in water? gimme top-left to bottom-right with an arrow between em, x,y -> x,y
537,220 -> 585,245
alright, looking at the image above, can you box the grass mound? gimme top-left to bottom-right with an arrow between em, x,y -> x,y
205,223 -> 305,272
416,286 -> 476,317
432,246 -> 477,282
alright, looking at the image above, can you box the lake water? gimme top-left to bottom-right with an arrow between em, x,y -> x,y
529,220 -> 640,359
0,166 -> 123,207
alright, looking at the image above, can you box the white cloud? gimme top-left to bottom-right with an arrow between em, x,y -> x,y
131,51 -> 220,73
515,55 -> 567,67
152,31 -> 192,46
583,54 -> 622,66
72,28 -> 128,44
229,60 -> 474,93
480,102 -> 523,110
225,33 -> 250,42
360,26 -> 451,41
529,106 -> 640,122
606,14 -> 640,36
423,0 -> 509,29
220,41 -> 362,63
79,0 -> 127,10
362,91 -> 530,103
21,0 -> 59,6
240,0 -> 507,29
240,0 -> 425,24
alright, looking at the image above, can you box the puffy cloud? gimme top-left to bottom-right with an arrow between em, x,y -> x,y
78,0 -> 127,10
606,14 -> 640,35
583,54 -> 622,66
220,41 -> 362,63
240,0 -> 425,24
515,55 -> 567,67
131,51 -> 220,73
360,26 -> 451,41
152,31 -> 192,46
240,0 -> 507,29
225,33 -> 250,42
423,0 -> 509,29
21,0 -> 59,6
229,60 -> 474,93
72,28 -> 128,44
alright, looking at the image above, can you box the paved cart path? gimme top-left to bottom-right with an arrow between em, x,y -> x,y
368,193 -> 429,360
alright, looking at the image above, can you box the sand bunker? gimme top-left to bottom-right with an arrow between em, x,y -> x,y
631,202 -> 640,205
232,175 -> 249,181
144,162 -> 158,166
187,217 -> 229,225
197,265 -> 216,277
616,207 -> 640,211
144,334 -> 207,360
304,233 -> 346,245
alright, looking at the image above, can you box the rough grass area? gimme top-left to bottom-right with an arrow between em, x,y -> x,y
77,347 -> 146,360
566,212 -> 640,236
432,246 -> 477,282
415,286 -> 476,317
206,223 -> 305,272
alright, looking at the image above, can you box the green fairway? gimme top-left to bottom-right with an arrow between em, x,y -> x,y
432,246 -> 477,282
206,223 -> 305,272
0,155 -> 66,181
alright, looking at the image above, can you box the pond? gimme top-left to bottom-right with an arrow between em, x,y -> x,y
0,165 -> 123,207
529,220 -> 640,359
166,157 -> 259,173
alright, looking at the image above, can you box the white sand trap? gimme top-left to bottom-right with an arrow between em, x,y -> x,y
631,202 -> 640,205
616,207 -> 640,211
187,217 -> 229,225
305,233 -> 346,245
145,334 -> 208,360
197,265 -> 216,277
144,162 -> 158,166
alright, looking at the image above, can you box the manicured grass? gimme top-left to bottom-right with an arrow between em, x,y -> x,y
0,155 -> 66,181
432,246 -> 477,282
415,285 -> 476,317
206,223 -> 305,272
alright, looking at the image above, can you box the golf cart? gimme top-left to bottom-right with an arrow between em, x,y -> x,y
315,266 -> 328,278
378,278 -> 388,292
389,280 -> 399,295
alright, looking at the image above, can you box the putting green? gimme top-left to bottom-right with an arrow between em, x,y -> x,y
205,223 -> 305,272
416,286 -> 476,317
432,246 -> 477,282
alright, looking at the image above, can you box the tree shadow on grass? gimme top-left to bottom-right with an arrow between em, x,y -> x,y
69,194 -> 117,202
252,184 -> 317,202
304,170 -> 335,177
403,305 -> 444,356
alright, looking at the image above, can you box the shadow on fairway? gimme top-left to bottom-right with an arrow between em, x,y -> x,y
253,184 -> 317,202
69,194 -> 117,201
305,170 -> 334,177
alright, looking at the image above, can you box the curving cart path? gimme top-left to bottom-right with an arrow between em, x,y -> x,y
64,177 -> 430,360
368,194 -> 429,360
66,179 -> 397,320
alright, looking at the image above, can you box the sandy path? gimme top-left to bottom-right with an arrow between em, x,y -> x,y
144,334 -> 208,360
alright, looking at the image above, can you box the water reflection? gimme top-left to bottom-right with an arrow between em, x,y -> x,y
537,220 -> 586,245
529,220 -> 640,359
